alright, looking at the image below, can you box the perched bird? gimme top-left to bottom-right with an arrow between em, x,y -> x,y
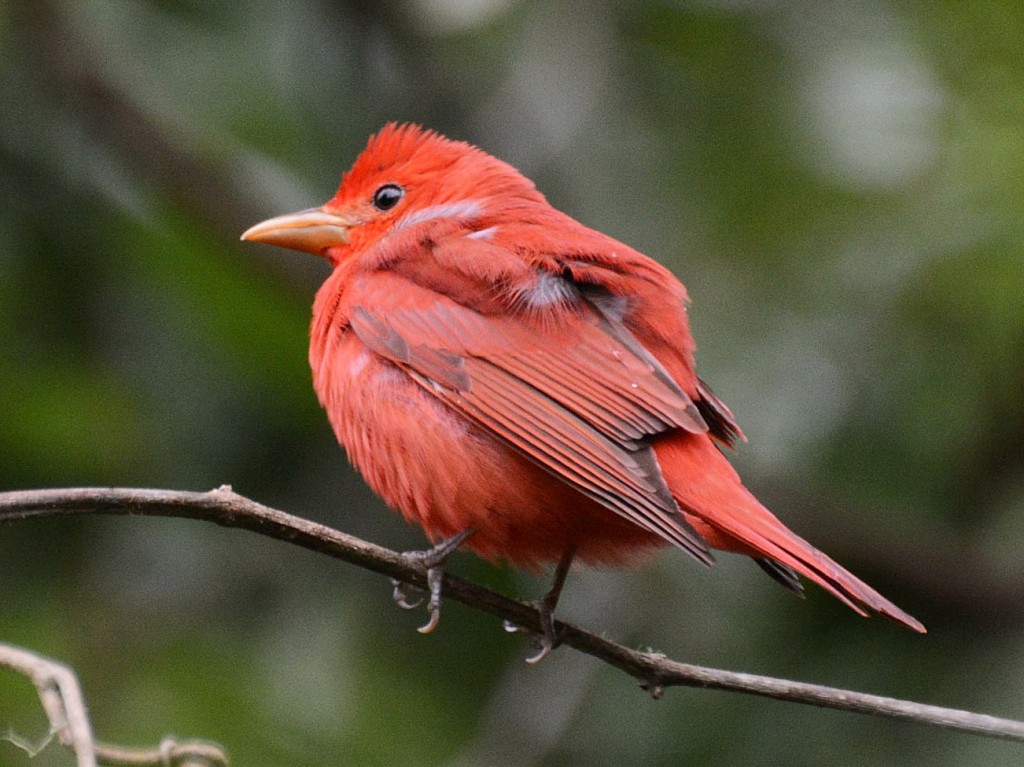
243,123 -> 924,660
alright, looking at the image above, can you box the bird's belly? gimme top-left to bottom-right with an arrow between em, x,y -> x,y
319,344 -> 663,569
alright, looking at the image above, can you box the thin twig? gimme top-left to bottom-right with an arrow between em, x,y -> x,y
92,738 -> 227,767
2,486 -> 1023,744
0,642 -> 227,767
0,642 -> 96,767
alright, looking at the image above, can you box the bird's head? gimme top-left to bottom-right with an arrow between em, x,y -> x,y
242,123 -> 544,264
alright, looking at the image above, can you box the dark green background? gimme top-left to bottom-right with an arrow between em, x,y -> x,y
3,1 -> 1023,765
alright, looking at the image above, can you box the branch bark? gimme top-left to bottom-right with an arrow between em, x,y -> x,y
2,486 -> 1023,745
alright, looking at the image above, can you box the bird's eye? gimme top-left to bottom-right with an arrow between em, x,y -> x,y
372,184 -> 404,211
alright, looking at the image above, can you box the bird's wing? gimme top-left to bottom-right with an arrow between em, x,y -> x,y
349,296 -> 714,565
695,377 -> 746,447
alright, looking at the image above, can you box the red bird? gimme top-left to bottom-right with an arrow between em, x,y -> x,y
243,124 -> 924,659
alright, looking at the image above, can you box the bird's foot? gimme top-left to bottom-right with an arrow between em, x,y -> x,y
390,529 -> 474,634
524,590 -> 562,665
522,548 -> 576,664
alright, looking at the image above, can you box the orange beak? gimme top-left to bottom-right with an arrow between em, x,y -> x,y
240,207 -> 355,254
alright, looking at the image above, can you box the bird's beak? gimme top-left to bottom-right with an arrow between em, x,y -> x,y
240,207 -> 354,254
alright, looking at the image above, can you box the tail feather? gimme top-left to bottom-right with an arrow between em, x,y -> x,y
659,438 -> 926,633
730,511 -> 922,628
755,558 -> 805,597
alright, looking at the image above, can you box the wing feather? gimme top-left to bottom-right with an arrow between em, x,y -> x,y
447,360 -> 711,560
350,299 -> 714,564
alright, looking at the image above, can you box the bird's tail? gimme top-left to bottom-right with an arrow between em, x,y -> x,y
657,436 -> 926,633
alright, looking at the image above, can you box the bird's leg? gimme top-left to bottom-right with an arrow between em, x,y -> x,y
391,528 -> 475,634
524,547 -> 576,665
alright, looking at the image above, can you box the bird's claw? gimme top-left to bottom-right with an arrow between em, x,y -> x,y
391,578 -> 423,610
523,596 -> 561,665
499,618 -> 553,663
524,639 -> 555,665
502,619 -> 524,633
416,565 -> 445,634
390,529 -> 474,635
518,548 -> 574,664
389,572 -> 440,631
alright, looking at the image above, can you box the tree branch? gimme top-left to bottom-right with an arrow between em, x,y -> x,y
2,486 -> 1023,745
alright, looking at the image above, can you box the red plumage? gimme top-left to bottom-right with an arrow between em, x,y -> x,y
244,123 -> 924,634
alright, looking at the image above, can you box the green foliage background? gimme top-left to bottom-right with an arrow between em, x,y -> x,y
2,1 -> 1023,765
